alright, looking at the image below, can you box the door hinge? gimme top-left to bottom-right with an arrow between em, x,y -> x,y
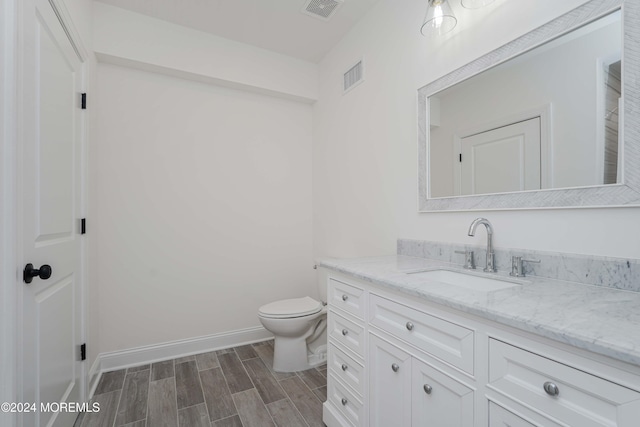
80,343 -> 86,361
81,93 -> 87,110
459,153 -> 462,162
80,218 -> 86,235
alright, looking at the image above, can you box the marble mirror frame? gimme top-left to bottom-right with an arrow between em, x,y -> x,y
418,0 -> 640,212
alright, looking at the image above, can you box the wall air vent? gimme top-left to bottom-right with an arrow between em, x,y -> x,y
343,59 -> 364,94
302,0 -> 344,21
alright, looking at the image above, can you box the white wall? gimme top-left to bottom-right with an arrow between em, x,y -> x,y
94,63 -> 314,353
92,2 -> 318,103
313,0 -> 640,260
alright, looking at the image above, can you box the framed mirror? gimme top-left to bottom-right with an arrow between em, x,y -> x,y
418,0 -> 640,211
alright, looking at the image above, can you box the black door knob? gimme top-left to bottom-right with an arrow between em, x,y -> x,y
23,263 -> 52,284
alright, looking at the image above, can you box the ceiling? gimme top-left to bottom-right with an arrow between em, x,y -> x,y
95,0 -> 382,63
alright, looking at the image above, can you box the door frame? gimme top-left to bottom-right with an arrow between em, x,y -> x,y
1,0 -> 19,425
1,0 -> 89,423
452,105 -> 552,196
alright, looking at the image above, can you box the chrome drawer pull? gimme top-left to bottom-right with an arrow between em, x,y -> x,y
341,397 -> 348,406
391,363 -> 400,372
406,322 -> 414,331
423,384 -> 433,394
341,329 -> 348,336
342,294 -> 349,301
543,381 -> 559,396
341,364 -> 348,371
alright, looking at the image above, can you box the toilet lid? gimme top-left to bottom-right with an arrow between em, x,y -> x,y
259,297 -> 323,318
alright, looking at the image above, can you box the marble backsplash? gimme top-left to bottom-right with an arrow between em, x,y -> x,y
397,238 -> 640,293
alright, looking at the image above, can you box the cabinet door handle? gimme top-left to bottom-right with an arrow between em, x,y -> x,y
391,363 -> 400,372
406,322 -> 414,331
342,294 -> 348,301
423,384 -> 433,394
341,329 -> 348,336
543,381 -> 559,396
341,364 -> 348,371
341,397 -> 348,406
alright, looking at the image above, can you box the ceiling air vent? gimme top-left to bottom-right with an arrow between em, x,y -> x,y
302,0 -> 344,21
343,59 -> 364,94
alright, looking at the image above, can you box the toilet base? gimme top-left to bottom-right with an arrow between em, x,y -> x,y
307,344 -> 327,369
272,338 -> 327,373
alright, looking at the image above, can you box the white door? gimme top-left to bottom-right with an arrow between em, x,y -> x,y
459,118 -> 541,196
20,0 -> 85,425
411,358 -> 474,427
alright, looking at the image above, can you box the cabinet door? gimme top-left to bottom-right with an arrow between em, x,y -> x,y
369,334 -> 411,427
411,358 -> 474,427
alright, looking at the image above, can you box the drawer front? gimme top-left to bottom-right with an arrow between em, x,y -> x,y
327,374 -> 364,426
489,339 -> 640,427
369,294 -> 474,374
328,344 -> 365,396
489,402 -> 544,427
328,310 -> 365,358
328,278 -> 366,320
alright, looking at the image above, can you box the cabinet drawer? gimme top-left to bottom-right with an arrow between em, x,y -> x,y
489,339 -> 640,427
489,402 -> 541,427
328,374 -> 364,427
369,294 -> 474,374
328,278 -> 366,320
329,310 -> 365,358
328,344 -> 365,396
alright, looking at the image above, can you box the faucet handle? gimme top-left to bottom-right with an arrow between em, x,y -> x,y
455,250 -> 476,270
509,256 -> 540,277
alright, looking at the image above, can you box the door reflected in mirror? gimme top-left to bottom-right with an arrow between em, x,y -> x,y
428,11 -> 622,198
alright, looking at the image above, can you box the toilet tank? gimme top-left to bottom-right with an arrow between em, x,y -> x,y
316,266 -> 328,303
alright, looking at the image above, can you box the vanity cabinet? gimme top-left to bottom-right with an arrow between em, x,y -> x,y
322,271 -> 640,427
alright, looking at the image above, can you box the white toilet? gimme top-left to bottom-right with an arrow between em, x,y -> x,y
258,293 -> 328,373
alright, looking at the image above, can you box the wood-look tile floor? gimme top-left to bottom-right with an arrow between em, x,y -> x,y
76,340 -> 327,427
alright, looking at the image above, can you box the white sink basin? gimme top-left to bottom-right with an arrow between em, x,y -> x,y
407,269 -> 522,292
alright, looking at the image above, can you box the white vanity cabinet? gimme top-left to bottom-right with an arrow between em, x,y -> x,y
322,270 -> 640,427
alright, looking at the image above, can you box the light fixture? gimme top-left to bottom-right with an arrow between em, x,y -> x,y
461,0 -> 495,9
421,0 -> 457,36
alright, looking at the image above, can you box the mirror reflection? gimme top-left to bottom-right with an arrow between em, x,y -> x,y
429,11 -> 622,198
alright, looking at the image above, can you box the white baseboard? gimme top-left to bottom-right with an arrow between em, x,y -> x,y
98,326 -> 272,374
87,357 -> 102,400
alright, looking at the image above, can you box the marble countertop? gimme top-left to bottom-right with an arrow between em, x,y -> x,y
319,255 -> 640,367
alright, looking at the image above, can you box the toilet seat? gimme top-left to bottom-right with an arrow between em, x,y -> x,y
259,296 -> 322,319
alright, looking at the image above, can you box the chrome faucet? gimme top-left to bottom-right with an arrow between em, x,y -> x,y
468,218 -> 497,273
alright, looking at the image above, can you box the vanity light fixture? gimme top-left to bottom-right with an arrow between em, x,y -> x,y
461,0 -> 495,9
421,0 -> 457,36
